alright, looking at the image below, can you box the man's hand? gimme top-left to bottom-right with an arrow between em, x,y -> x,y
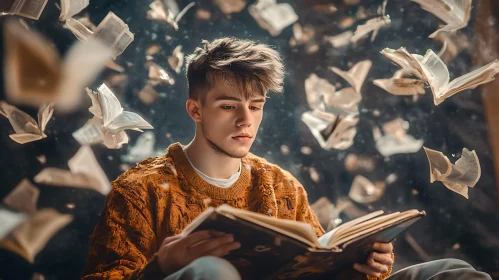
353,242 -> 394,278
157,230 -> 241,276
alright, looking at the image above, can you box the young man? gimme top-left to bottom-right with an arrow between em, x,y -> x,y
81,38 -> 491,280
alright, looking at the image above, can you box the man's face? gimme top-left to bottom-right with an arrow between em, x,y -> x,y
197,79 -> 266,158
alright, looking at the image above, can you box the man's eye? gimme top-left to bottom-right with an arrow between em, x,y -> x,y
221,106 -> 235,110
250,106 -> 261,111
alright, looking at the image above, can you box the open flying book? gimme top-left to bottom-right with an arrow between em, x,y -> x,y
3,19 -> 112,111
72,84 -> 153,149
146,0 -> 195,31
411,0 -> 472,38
301,109 -> 358,150
181,204 -> 425,279
423,147 -> 480,199
65,11 -> 134,58
0,0 -> 48,20
0,101 -> 53,144
380,47 -> 499,105
34,145 -> 111,195
249,0 -> 298,36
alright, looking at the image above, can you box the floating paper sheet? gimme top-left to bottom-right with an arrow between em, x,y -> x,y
248,0 -> 298,36
168,45 -> 184,73
3,19 -> 112,111
73,84 -> 153,149
0,209 -> 28,240
3,179 -> 39,214
423,147 -> 481,199
0,209 -> 73,263
411,0 -> 472,38
331,60 -> 372,94
348,175 -> 386,204
304,74 -> 333,110
0,0 -> 48,20
0,101 -> 53,144
373,69 -> 426,96
147,0 -> 195,31
148,62 -> 176,85
350,15 -> 391,43
301,109 -> 358,150
59,0 -> 89,21
34,145 -> 111,195
380,47 -> 499,105
373,118 -> 423,157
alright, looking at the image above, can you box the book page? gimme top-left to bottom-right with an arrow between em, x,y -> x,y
34,167 -> 102,191
437,60 -> 499,105
59,0 -> 89,21
105,111 -> 153,133
331,60 -> 372,93
3,179 -> 39,214
68,145 -> 111,195
0,209 -> 72,263
9,0 -> 48,20
72,122 -> 105,145
217,205 -> 320,248
423,147 -> 480,199
420,49 -> 450,97
318,210 -> 384,248
64,18 -> 94,41
259,3 -> 298,33
350,16 -> 391,43
96,84 -> 124,127
94,12 -> 134,57
380,48 -> 426,81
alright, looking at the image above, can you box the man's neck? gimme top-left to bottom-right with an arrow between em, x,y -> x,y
183,136 -> 242,179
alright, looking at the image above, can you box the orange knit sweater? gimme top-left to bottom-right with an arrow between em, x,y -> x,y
81,142 -> 392,280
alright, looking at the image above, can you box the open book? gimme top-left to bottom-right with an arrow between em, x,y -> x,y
3,19 -> 112,111
0,101 -> 53,144
380,47 -> 499,105
72,84 -> 153,149
0,0 -> 48,20
181,204 -> 425,279
65,11 -> 134,58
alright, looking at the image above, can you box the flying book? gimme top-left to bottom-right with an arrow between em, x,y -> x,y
350,15 -> 391,43
72,84 -> 153,149
423,147 -> 480,199
380,47 -> 499,105
0,101 -> 53,144
249,0 -> 298,36
3,19 -> 112,110
34,145 -> 111,195
301,109 -> 358,151
65,11 -> 134,58
373,69 -> 426,96
330,60 -> 372,94
0,0 -> 48,20
146,0 -> 195,31
411,0 -> 472,38
0,209 -> 73,263
181,204 -> 425,279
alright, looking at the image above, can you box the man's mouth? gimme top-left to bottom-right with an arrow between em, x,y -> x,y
232,136 -> 252,143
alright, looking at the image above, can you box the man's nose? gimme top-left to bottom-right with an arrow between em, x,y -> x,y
235,107 -> 252,128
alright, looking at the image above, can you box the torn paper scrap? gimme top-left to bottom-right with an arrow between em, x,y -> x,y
423,147 -> 481,199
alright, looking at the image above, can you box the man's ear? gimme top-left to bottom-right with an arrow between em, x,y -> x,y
186,98 -> 202,123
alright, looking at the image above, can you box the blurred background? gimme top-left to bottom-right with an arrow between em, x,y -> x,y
0,0 -> 499,279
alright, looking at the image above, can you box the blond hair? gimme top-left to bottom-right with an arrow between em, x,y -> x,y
185,37 -> 284,103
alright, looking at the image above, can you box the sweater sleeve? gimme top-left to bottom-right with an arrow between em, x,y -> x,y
81,181 -> 167,280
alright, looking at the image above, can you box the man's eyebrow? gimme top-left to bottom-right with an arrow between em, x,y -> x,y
215,95 -> 266,103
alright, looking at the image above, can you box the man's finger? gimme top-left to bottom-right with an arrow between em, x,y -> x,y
176,230 -> 214,248
353,263 -> 383,278
373,242 -> 393,253
370,252 -> 394,266
367,257 -> 390,273
189,235 -> 235,256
